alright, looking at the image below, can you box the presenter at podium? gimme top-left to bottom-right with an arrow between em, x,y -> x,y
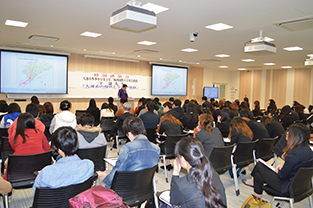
118,84 -> 128,99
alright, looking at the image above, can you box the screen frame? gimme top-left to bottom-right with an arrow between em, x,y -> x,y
151,64 -> 188,96
203,86 -> 219,99
0,49 -> 68,94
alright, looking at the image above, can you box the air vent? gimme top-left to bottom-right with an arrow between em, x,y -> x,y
133,49 -> 158,54
273,16 -> 313,31
200,59 -> 221,62
28,35 -> 59,44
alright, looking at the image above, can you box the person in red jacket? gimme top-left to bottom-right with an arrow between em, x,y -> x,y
4,113 -> 50,180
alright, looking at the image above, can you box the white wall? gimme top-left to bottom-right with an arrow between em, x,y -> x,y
203,68 -> 240,101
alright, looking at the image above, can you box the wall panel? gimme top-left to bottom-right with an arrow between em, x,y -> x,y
272,69 -> 287,108
252,70 -> 262,103
294,68 -> 311,107
239,71 -> 251,101
264,70 -> 272,107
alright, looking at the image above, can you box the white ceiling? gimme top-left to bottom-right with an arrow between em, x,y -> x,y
0,0 -> 313,71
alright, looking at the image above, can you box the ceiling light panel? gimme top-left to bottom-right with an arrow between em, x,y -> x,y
307,54 -> 313,57
241,59 -> 255,62
263,63 -> 275,65
283,46 -> 303,51
281,66 -> 292,68
5,19 -> 28,27
181,48 -> 198,52
215,54 -> 230,58
205,23 -> 233,31
219,66 -> 229,68
80,31 -> 102,38
137,41 -> 156,46
141,3 -> 169,14
238,68 -> 247,70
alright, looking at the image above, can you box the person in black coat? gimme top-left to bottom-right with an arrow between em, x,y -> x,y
280,105 -> 295,130
170,137 -> 226,208
139,100 -> 159,129
172,99 -> 185,119
38,102 -> 55,142
211,102 -> 220,123
229,116 -> 253,146
216,108 -> 231,137
181,102 -> 198,130
261,114 -> 285,139
195,114 -> 224,158
162,102 -> 181,120
86,98 -> 100,126
108,97 -> 118,115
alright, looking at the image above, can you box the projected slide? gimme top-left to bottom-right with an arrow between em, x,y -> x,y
1,51 -> 68,94
151,65 -> 187,96
203,87 -> 219,98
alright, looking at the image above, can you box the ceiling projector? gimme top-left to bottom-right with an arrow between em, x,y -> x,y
110,4 -> 156,32
244,31 -> 276,54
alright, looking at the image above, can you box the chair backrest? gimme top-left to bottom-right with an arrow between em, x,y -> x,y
0,127 -> 8,142
256,137 -> 278,161
100,117 -> 116,132
164,134 -> 189,159
290,166 -> 313,202
209,144 -> 235,174
7,151 -> 52,189
111,165 -> 157,207
77,145 -> 107,171
233,140 -> 258,168
0,136 -> 14,174
272,132 -> 287,157
32,174 -> 97,208
145,128 -> 157,143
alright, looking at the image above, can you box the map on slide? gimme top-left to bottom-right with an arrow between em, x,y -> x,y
161,71 -> 180,91
18,58 -> 53,88
206,88 -> 217,97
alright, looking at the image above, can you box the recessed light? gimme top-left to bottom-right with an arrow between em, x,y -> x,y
160,58 -> 163,60
281,66 -> 292,69
238,68 -> 247,70
283,46 -> 303,51
84,49 -> 86,51
5,19 -> 28,27
179,60 -> 182,62
196,62 -> 199,64
141,3 -> 169,14
263,63 -> 275,66
181,48 -> 198,52
137,55 -> 141,57
112,52 -> 115,54
252,37 -> 274,42
308,54 -> 313,57
80,31 -> 102,38
51,45 -> 53,47
219,66 -> 229,68
241,59 -> 255,62
137,41 -> 156,46
215,54 -> 230,58
205,23 -> 233,31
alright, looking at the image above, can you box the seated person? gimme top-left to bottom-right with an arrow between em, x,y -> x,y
98,117 -> 160,188
86,99 -> 101,126
172,99 -> 185,119
39,102 -> 55,142
216,108 -> 231,137
76,113 -> 107,151
162,102 -> 181,120
115,97 -> 135,117
195,114 -> 224,158
0,103 -> 21,128
181,102 -> 198,130
100,103 -> 115,118
261,112 -> 285,139
170,137 -> 226,208
0,100 -> 9,122
49,100 -> 77,134
229,116 -> 253,145
250,123 -> 313,200
139,100 -> 160,129
33,126 -> 94,190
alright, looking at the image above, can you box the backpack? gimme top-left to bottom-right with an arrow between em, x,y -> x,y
69,185 -> 130,208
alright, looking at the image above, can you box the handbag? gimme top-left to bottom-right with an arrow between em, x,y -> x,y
69,185 -> 129,208
241,194 -> 272,208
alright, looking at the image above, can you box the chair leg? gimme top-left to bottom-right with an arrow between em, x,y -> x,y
289,198 -> 294,208
153,178 -> 159,208
4,194 -> 9,208
231,155 -> 240,196
309,195 -> 313,208
116,135 -> 119,155
163,155 -> 168,183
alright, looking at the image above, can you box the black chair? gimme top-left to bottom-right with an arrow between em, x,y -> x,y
100,117 -> 116,133
263,167 -> 313,208
77,145 -> 107,171
7,151 -> 52,189
32,174 -> 97,208
115,129 -> 128,155
0,136 -> 14,174
0,127 -> 8,145
160,134 -> 188,183
145,128 -> 157,144
111,165 -> 158,208
254,137 -> 278,162
273,132 -> 287,167
209,144 -> 235,174
231,140 -> 258,196
75,110 -> 87,123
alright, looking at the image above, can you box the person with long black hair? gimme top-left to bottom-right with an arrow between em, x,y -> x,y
170,137 -> 227,208
86,98 -> 100,126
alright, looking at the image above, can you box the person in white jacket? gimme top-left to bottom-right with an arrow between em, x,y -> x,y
49,100 -> 77,134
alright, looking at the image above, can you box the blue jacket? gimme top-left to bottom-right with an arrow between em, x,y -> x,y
4,112 -> 21,127
103,135 -> 160,188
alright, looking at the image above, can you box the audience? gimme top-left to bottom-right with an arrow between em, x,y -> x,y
76,113 -> 107,149
162,102 -> 181,120
261,112 -> 285,138
0,100 -> 9,121
252,100 -> 263,117
49,100 -> 77,134
211,102 -> 220,123
0,103 -> 21,128
228,116 -> 253,146
157,114 -> 184,137
267,99 -> 277,112
170,137 -> 226,208
86,98 -> 100,126
108,97 -> 118,115
172,99 -> 184,119
243,97 -> 250,109
216,108 -> 231,137
33,127 -> 94,190
39,102 -> 55,141
250,124 -> 313,201
136,98 -> 146,116
139,100 -> 160,128
98,117 -> 160,188
115,97 -> 135,117
280,105 -> 295,130
181,102 -> 198,130
195,114 -> 224,158
100,103 -> 115,118
201,96 -> 210,108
